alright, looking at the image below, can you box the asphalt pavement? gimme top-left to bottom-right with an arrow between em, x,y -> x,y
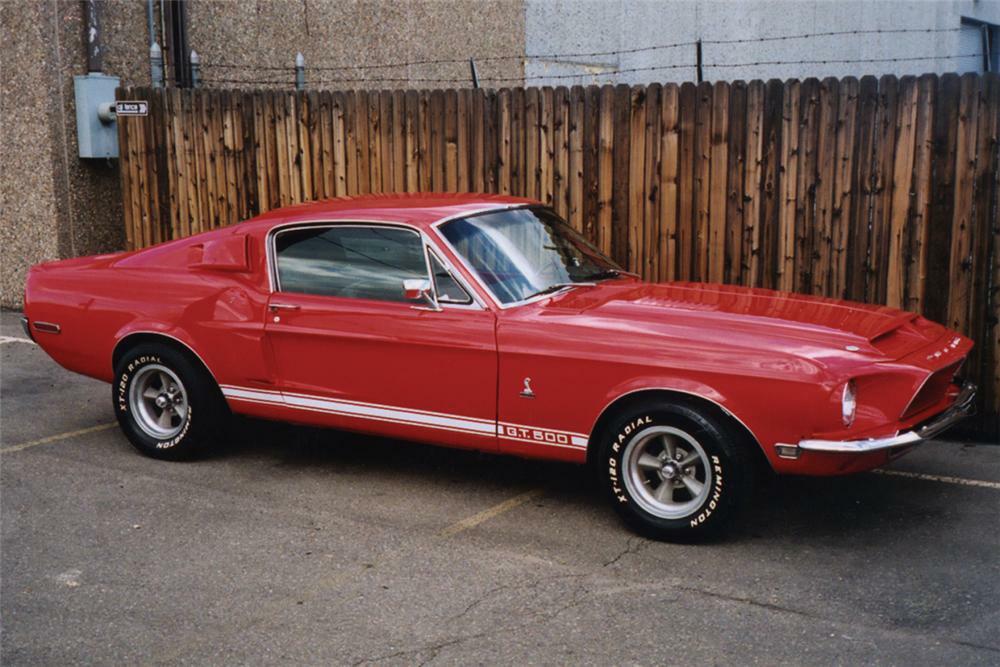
2,310 -> 998,665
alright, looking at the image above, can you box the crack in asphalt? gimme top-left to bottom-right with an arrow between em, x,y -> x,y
352,579 -> 592,666
602,534 -> 649,567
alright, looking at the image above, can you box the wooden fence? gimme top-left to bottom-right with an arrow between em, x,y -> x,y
116,74 -> 1000,422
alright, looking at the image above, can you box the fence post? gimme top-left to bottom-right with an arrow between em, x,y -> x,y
470,59 -> 479,88
295,52 -> 305,90
696,40 -> 703,83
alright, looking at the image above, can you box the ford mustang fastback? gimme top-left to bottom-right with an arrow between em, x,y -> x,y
23,193 -> 976,538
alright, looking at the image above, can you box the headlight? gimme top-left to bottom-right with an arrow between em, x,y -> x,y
841,380 -> 857,427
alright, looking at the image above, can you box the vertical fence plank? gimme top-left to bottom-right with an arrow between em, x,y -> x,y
115,87 -> 135,249
498,89 -> 512,194
693,81 -> 713,281
273,93 -> 291,205
642,84 -> 661,280
444,90 -> 459,192
427,90 -> 443,191
742,80 -> 765,287
582,85 -> 600,242
848,76 -> 879,302
725,81 -> 746,286
708,81 -> 729,284
946,74 -> 981,333
677,82 -> 697,281
392,90 -> 406,193
628,86 -> 647,274
252,94 -> 269,212
759,79 -> 783,289
318,92 -> 334,199
470,90 -> 485,193
222,91 -> 238,225
368,91 -> 384,193
298,92 -> 314,202
569,86 -> 585,233
777,80 -> 800,291
904,75 -> 936,313
417,91 -> 432,192
886,76 -> 918,308
200,92 -> 217,230
813,78 -> 839,295
402,90 -> 418,193
511,88 -> 525,196
868,75 -> 900,303
795,79 -> 819,294
831,77 -> 858,299
181,91 -> 200,235
525,87 -> 539,201
553,86 -> 570,220
597,85 -> 614,256
658,83 -> 680,282
455,89 -> 469,192
539,87 -> 554,207
484,90 -> 499,193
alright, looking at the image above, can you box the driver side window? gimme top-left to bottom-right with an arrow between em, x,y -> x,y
275,225 -> 426,302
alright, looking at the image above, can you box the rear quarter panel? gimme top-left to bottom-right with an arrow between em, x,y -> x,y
24,233 -> 271,390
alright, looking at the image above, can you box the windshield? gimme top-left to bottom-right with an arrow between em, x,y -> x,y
438,207 -> 623,305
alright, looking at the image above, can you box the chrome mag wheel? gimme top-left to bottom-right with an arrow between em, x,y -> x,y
622,425 -> 712,520
128,364 -> 189,440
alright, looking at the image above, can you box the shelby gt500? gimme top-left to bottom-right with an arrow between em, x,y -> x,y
23,193 -> 976,538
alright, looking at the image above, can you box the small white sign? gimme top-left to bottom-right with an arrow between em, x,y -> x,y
115,101 -> 148,116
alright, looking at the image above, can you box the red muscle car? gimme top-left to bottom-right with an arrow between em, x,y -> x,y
23,193 -> 976,539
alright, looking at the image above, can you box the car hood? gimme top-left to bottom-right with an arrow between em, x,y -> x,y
541,280 -> 946,365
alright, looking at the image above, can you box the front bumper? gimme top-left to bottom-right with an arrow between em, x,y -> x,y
793,382 -> 977,454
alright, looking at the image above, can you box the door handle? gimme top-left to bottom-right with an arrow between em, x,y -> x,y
268,303 -> 301,311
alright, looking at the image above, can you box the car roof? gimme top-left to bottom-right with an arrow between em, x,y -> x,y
241,193 -> 538,232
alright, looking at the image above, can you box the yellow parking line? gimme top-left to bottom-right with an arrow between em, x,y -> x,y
439,488 -> 543,537
873,468 -> 1000,490
1,422 -> 117,454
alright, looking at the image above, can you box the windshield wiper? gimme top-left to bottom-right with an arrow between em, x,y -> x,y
522,282 -> 597,300
582,268 -> 637,281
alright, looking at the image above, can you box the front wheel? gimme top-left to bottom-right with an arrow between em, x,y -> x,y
113,343 -> 225,460
597,399 -> 754,541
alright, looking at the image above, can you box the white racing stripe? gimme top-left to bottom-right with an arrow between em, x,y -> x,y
220,385 -> 589,449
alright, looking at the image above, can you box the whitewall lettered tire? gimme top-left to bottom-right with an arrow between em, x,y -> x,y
598,399 -> 753,540
113,343 -> 225,460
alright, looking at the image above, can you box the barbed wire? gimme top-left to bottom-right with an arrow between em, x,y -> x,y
198,51 -> 984,88
706,53 -> 981,68
200,26 -> 966,72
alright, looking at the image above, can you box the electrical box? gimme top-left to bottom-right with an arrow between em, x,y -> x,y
74,73 -> 120,159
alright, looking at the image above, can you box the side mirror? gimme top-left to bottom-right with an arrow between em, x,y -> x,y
403,278 -> 441,311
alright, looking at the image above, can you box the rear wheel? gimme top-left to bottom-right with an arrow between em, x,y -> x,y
597,399 -> 753,541
113,343 -> 225,460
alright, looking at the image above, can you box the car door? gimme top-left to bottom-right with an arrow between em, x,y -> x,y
262,222 -> 498,451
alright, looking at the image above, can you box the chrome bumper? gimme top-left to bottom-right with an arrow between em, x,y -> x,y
794,382 -> 977,454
